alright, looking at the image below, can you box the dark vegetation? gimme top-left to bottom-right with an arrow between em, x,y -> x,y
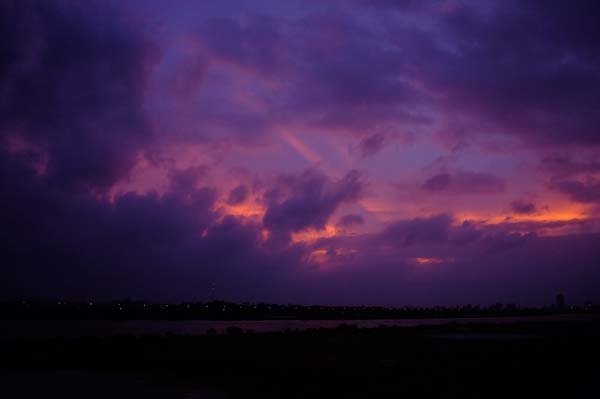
1,318 -> 599,398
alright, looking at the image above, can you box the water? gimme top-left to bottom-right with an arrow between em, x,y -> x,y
1,315 -> 597,398
0,314 -> 593,339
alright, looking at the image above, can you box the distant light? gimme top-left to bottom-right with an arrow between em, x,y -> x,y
414,257 -> 451,265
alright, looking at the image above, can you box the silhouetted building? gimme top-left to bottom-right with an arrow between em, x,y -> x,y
556,293 -> 565,309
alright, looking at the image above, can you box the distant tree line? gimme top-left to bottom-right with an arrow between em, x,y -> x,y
0,299 -> 597,320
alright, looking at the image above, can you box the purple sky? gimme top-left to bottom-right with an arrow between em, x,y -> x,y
1,0 -> 600,306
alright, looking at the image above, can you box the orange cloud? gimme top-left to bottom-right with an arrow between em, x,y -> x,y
307,248 -> 360,267
215,201 -> 266,221
291,224 -> 338,243
455,203 -> 593,236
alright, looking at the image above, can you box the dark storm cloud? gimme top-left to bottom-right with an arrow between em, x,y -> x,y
168,166 -> 209,193
375,213 -> 550,252
0,0 -> 369,303
417,0 -> 600,145
200,14 -> 284,76
305,217 -> 600,306
480,232 -> 534,254
541,154 -> 600,177
197,10 -> 427,138
286,10 -> 429,134
357,133 -> 386,158
227,184 -> 249,205
0,144 -> 309,301
0,0 -> 156,190
357,0 -> 432,10
191,0 -> 600,148
490,218 -> 599,235
0,1 -> 302,301
377,213 -> 485,248
422,171 -> 505,195
381,214 -> 453,247
552,179 -> 600,204
511,200 -> 537,214
336,214 -> 365,228
263,169 -> 364,242
2,0 -> 600,305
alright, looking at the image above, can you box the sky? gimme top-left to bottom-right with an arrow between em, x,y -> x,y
1,0 -> 600,306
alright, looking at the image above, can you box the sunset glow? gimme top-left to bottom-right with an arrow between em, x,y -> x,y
413,258 -> 450,265
2,0 -> 600,306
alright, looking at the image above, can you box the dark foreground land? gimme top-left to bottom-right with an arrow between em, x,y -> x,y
1,318 -> 599,398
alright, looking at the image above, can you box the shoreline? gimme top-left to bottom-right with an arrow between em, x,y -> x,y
1,313 -> 598,339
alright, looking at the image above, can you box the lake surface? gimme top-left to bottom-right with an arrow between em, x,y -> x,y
0,314 -> 595,338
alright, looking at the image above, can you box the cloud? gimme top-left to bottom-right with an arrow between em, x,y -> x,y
195,10 -> 428,138
304,217 -> 600,305
199,14 -> 284,76
336,214 -> 365,228
417,0 -> 600,146
510,200 -> 537,214
541,154 -> 600,177
2,0 -> 600,306
489,218 -> 600,236
552,179 -> 600,204
0,1 -> 303,302
381,214 -> 453,247
0,143 -> 310,301
0,0 -> 156,191
179,0 -> 600,149
357,133 -> 386,158
422,171 -> 505,195
263,169 -> 364,243
168,166 -> 208,193
227,184 -> 249,205
357,0 -> 434,10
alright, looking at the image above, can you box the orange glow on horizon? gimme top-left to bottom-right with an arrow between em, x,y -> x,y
414,257 -> 450,265
455,204 -> 589,224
